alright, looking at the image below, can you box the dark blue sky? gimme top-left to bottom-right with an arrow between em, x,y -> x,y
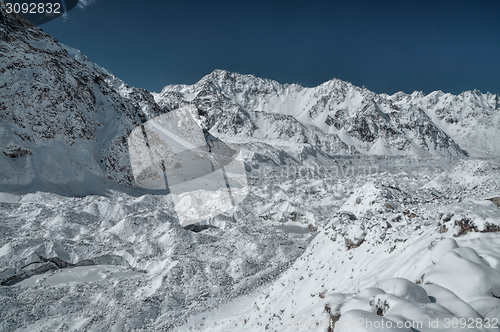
41,0 -> 500,95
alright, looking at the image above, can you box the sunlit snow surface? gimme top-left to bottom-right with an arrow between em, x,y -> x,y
174,158 -> 500,332
1,156 -> 500,331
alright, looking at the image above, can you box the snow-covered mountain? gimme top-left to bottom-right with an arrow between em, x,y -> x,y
155,69 -> 499,159
0,8 -> 161,190
2,7 -> 500,192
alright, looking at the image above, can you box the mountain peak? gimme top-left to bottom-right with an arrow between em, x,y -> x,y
154,70 -> 500,158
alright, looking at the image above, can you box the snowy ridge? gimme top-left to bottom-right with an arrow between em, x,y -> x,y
179,160 -> 500,332
156,70 -> 498,159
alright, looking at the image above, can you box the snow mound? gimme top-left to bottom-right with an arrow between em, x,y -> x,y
425,250 -> 500,303
329,238 -> 500,331
377,278 -> 430,303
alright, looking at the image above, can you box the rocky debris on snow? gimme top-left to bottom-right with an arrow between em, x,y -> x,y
437,198 -> 500,237
2,144 -> 32,158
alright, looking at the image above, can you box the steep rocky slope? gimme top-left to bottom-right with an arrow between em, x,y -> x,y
0,7 -> 161,189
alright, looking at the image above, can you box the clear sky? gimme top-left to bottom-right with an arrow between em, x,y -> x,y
40,0 -> 500,95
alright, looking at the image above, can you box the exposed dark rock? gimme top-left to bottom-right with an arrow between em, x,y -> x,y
184,224 -> 218,233
344,237 -> 365,250
3,145 -> 32,158
488,197 -> 500,207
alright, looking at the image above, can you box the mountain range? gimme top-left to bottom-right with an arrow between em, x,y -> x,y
1,8 -> 499,191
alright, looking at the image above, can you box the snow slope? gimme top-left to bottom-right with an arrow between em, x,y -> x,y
177,160 -> 500,332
